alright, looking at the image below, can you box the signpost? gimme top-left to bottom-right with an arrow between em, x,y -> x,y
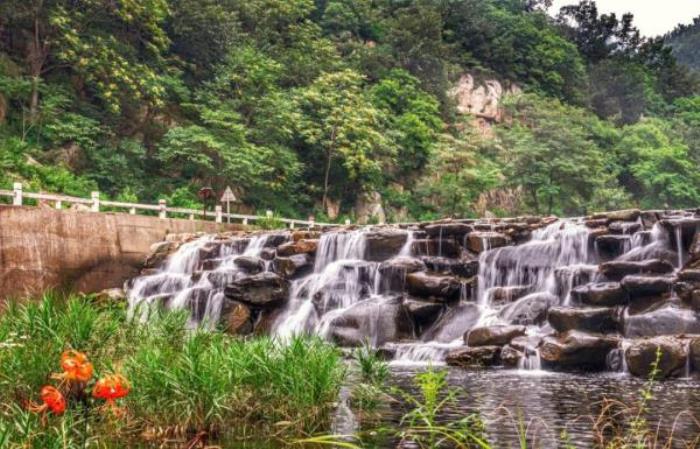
221,186 -> 237,224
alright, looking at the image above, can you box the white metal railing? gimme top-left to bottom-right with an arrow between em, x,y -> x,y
0,183 -> 332,228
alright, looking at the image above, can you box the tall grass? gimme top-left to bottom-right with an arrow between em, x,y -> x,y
0,292 -> 345,447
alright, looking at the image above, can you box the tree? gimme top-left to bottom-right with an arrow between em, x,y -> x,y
294,69 -> 394,209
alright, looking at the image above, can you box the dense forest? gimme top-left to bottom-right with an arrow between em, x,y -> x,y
667,15 -> 700,71
1,0 -> 700,222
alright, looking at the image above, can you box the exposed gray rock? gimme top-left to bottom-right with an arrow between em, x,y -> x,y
446,345 -> 501,368
233,256 -> 264,274
465,325 -> 526,347
539,331 -> 619,371
623,305 -> 700,337
621,275 -> 675,296
466,231 -> 510,253
595,235 -> 630,260
224,272 -> 289,308
548,306 -> 621,333
499,292 -> 558,325
421,303 -> 481,343
326,297 -> 414,347
600,260 -> 675,281
405,272 -> 461,301
625,336 -> 689,379
403,298 -> 444,325
365,229 -> 409,261
571,282 -> 628,306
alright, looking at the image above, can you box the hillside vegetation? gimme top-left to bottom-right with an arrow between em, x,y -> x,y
1,0 -> 700,221
667,16 -> 700,71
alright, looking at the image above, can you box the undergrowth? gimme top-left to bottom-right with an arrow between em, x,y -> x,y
0,292 -> 345,447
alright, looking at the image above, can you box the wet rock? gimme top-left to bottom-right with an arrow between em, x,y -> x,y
548,306 -> 621,333
276,239 -> 318,257
272,254 -> 313,279
595,235 -> 630,260
539,331 -> 619,371
221,300 -> 252,335
403,298 -> 444,326
379,257 -> 426,275
487,285 -> 531,304
421,257 -> 479,278
446,345 -> 501,368
291,230 -> 321,242
259,247 -> 276,261
678,269 -> 700,283
615,242 -> 678,267
466,231 -> 510,253
465,325 -> 526,347
365,229 -> 409,261
571,282 -> 628,306
605,209 -> 641,222
621,275 -> 674,296
198,242 -> 224,261
201,259 -> 223,271
424,222 -> 473,238
625,336 -> 689,378
261,233 -> 289,248
144,241 -> 178,268
641,210 -> 661,228
405,272 -> 461,302
224,272 -> 289,308
233,256 -> 264,274
623,305 -> 700,337
608,221 -> 642,235
599,259 -> 675,281
421,303 -> 481,343
499,292 -> 558,325
411,239 -> 461,258
690,337 -> 700,372
500,345 -> 523,367
326,297 -> 414,347
585,218 -> 608,228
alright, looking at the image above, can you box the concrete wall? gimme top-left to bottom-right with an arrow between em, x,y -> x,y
0,205 -> 241,299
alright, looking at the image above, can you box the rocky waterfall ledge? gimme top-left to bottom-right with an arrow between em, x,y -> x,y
126,208 -> 700,379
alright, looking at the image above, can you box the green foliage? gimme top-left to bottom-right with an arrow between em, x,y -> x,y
0,294 -> 345,445
0,0 -> 699,219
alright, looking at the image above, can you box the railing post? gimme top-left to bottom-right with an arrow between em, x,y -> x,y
243,217 -> 248,226
289,220 -> 295,229
345,219 -> 351,225
266,210 -> 273,218
129,207 -> 136,215
12,182 -> 22,206
55,200 -> 62,210
91,191 -> 100,212
189,213 -> 194,221
215,205 -> 223,223
308,215 -> 315,229
158,199 -> 167,219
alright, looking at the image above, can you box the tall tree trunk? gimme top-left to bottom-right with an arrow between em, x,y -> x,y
322,149 -> 332,211
28,11 -> 45,124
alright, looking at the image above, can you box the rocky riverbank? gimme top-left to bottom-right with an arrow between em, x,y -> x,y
126,208 -> 700,379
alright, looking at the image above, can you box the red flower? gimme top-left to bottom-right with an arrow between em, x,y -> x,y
54,350 -> 94,383
28,386 -> 66,415
93,374 -> 130,404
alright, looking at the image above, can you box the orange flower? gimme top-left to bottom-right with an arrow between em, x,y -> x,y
28,386 -> 66,415
93,374 -> 130,404
54,350 -> 93,383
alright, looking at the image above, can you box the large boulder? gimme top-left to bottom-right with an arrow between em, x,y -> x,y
411,239 -> 461,258
499,292 -> 558,325
625,336 -> 689,378
571,282 -> 628,307
421,303 -> 481,343
623,305 -> 700,337
144,241 -> 179,268
486,285 -> 531,305
548,306 -> 621,333
446,345 -> 501,368
466,231 -> 510,253
621,275 -> 674,296
403,298 -> 444,327
224,272 -> 289,308
364,229 -> 409,261
539,331 -> 619,371
599,260 -> 675,281
276,239 -> 318,257
233,256 -> 265,274
272,254 -> 313,279
421,257 -> 479,278
325,297 -> 414,347
465,325 -> 526,347
424,222 -> 473,239
690,337 -> 700,372
405,272 -> 461,302
605,209 -> 641,222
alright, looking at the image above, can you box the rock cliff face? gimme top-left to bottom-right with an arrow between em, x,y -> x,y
0,206 -> 240,300
129,207 -> 700,378
449,73 -> 521,135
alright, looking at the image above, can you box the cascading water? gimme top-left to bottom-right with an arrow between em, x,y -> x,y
127,233 -> 274,328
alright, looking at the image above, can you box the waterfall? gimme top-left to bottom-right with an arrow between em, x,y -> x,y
127,234 -> 272,327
